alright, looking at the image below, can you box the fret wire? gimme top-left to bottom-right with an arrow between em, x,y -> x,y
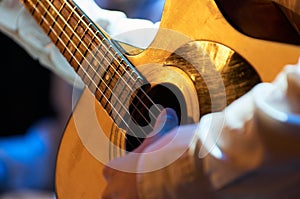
49,0 -> 63,35
40,0 -> 50,26
92,45 -> 109,101
31,0 -> 39,15
31,0 -> 159,138
70,18 -> 86,71
108,59 -> 125,90
109,65 -> 134,116
30,0 -> 123,113
109,69 -> 136,116
65,0 -> 159,115
58,0 -> 65,12
28,1 -> 142,140
88,41 -> 103,87
45,0 -> 64,43
35,0 -> 153,139
86,28 -> 99,86
80,25 -> 92,61
56,1 -> 69,41
97,49 -> 112,103
102,51 -> 123,94
79,24 -> 95,82
60,3 -> 74,55
37,1 -> 49,34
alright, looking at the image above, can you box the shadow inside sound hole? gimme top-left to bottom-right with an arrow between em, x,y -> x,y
125,83 -> 186,152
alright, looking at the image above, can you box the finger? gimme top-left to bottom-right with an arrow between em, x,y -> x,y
102,165 -> 115,182
135,108 -> 178,153
147,108 -> 178,141
154,107 -> 179,136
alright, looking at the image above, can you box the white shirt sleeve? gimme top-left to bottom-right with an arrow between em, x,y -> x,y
0,0 -> 158,84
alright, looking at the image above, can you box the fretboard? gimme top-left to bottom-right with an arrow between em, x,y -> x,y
20,0 -> 147,128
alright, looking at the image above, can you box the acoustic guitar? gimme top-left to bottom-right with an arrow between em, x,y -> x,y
19,0 -> 300,198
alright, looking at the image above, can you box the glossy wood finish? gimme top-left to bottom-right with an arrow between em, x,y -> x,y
19,0 -> 300,198
55,0 -> 299,197
129,0 -> 300,82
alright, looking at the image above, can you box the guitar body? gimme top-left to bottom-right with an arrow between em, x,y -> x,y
56,88 -> 116,198
55,0 -> 300,198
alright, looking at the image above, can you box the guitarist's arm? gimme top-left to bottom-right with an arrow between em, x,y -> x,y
0,0 -> 77,84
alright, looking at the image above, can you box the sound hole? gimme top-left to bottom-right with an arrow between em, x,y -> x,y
125,83 -> 186,152
124,40 -> 262,152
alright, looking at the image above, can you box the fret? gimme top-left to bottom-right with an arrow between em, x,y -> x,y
95,84 -> 105,104
111,70 -> 137,114
24,0 -> 41,22
59,0 -> 71,19
71,39 -> 85,65
102,58 -> 139,118
105,68 -> 117,91
96,46 -> 112,89
77,65 -> 98,91
112,103 -> 124,126
88,45 -> 104,84
87,82 -> 97,94
38,1 -> 48,25
50,1 -> 65,43
110,95 -> 129,124
105,102 -> 113,117
82,59 -> 99,92
85,25 -> 98,48
82,41 -> 111,89
30,0 -> 39,15
62,38 -> 74,63
110,70 -> 142,119
107,59 -> 126,88
98,82 -> 111,107
116,60 -> 126,76
51,18 -> 67,44
57,0 -> 72,46
75,23 -> 90,65
39,2 -> 52,35
97,37 -> 111,52
57,0 -> 65,12
21,0 -> 146,122
47,0 -> 60,29
81,25 -> 96,51
105,47 -> 114,63
60,6 -> 76,43
83,28 -> 98,77
98,81 -> 111,113
53,0 -> 63,10
49,0 -> 63,34
68,9 -> 81,32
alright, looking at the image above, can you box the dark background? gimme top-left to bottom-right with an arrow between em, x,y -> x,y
0,31 -> 55,136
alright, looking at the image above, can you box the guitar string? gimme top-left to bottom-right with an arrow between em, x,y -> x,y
36,0 -> 159,135
43,1 -> 164,143
61,0 -> 163,127
39,0 -> 161,135
47,0 -> 162,123
28,0 -> 147,144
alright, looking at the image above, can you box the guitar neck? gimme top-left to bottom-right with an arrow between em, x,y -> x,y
20,0 -> 146,125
